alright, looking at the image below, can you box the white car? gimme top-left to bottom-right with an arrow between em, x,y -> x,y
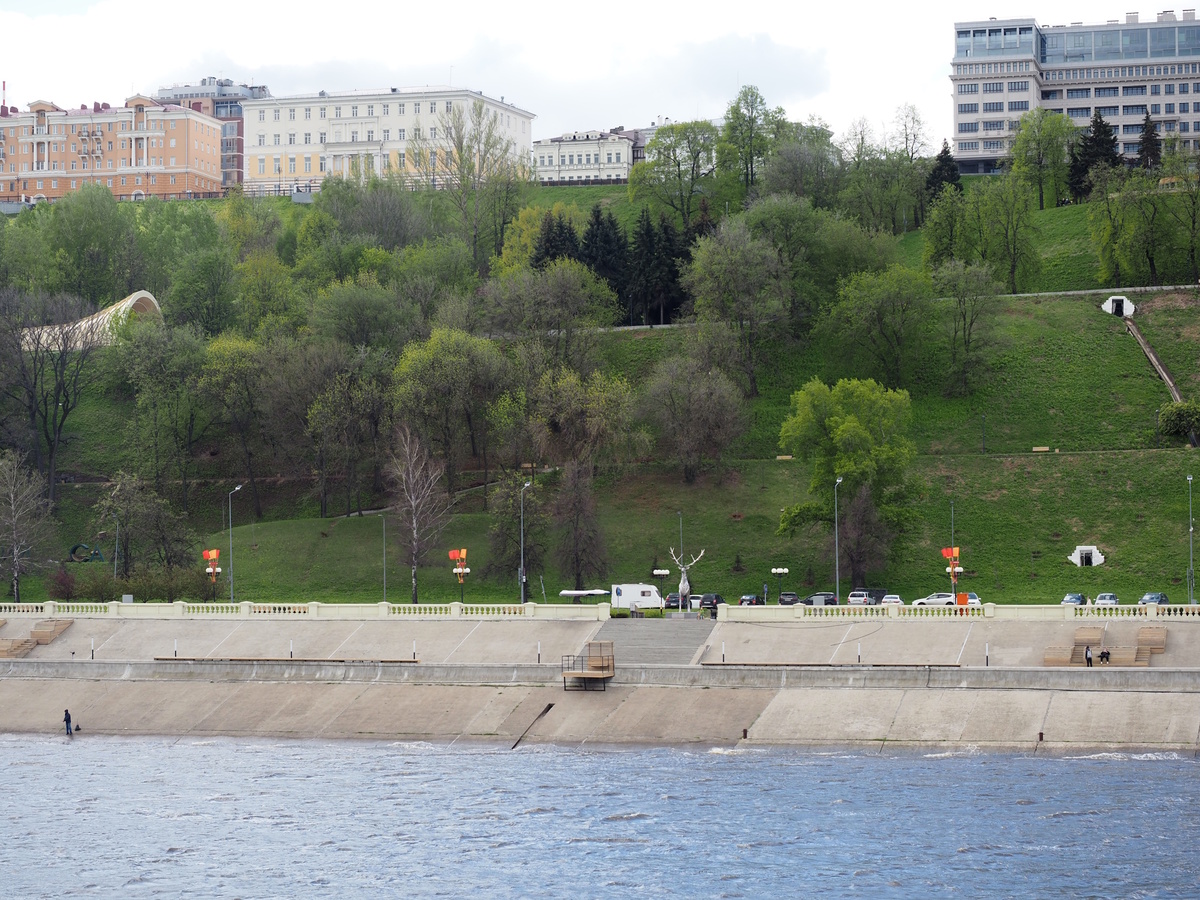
881,594 -> 904,605
846,590 -> 872,605
913,592 -> 982,607
1094,592 -> 1119,606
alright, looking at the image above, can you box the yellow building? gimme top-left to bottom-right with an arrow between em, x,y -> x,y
0,94 -> 225,202
240,86 -> 534,195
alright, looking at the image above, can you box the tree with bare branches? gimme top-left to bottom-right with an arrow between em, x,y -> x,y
553,461 -> 607,590
388,425 -> 453,604
0,450 -> 56,602
0,290 -> 103,504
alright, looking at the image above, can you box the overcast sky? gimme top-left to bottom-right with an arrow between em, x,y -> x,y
0,3 -> 1157,152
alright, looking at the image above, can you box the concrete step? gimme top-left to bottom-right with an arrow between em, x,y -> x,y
593,618 -> 716,666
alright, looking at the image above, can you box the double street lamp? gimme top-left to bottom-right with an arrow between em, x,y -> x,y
228,484 -> 242,603
834,476 -> 843,603
1189,475 -> 1195,605
771,567 -> 789,603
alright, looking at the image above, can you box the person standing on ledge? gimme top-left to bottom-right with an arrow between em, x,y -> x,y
1085,646 -> 1093,668
63,709 -> 72,737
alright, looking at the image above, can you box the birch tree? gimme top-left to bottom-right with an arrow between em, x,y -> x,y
0,451 -> 55,602
388,425 -> 453,604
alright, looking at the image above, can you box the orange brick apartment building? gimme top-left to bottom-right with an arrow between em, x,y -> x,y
0,94 -> 224,202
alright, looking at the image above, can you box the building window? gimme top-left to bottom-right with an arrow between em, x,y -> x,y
319,132 -> 327,143
1067,107 -> 1090,118
398,128 -> 406,140
335,107 -> 341,118
383,104 -> 389,115
305,157 -> 311,173
983,102 -> 1004,113
615,152 -> 621,163
430,127 -> 437,140
982,82 -> 1004,94
1123,105 -> 1148,116
289,158 -> 296,173
273,109 -> 280,121
351,131 -> 358,143
445,101 -> 452,113
258,110 -> 265,121
429,150 -> 437,167
1183,103 -> 1191,114
1167,103 -> 1176,114
429,102 -> 436,114
1008,81 -> 1029,92
351,105 -> 358,117
398,103 -> 405,115
304,132 -> 311,144
1066,88 -> 1091,99
320,107 -> 326,119
258,158 -> 265,174
958,122 -> 980,133
288,108 -> 296,120
305,108 -> 311,120
1124,85 -> 1147,96
1097,106 -> 1119,117
958,103 -> 979,113
398,151 -> 405,169
1152,104 -> 1161,114
1152,84 -> 1162,95
982,121 -> 1005,132
958,83 -> 979,95
319,157 -> 326,172
273,134 -> 280,145
383,129 -> 390,141
288,133 -> 296,145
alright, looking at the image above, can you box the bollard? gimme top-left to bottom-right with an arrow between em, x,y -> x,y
174,638 -> 177,659
538,641 -> 541,664
413,640 -> 416,661
742,728 -> 748,740
1038,731 -> 1044,742
857,642 -> 861,664
290,639 -> 293,660
986,642 -> 989,667
90,638 -> 94,661
722,641 -> 725,663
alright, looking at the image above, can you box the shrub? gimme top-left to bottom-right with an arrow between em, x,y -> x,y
1160,401 -> 1200,436
46,567 -> 77,601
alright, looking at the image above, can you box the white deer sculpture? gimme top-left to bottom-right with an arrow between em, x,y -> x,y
669,547 -> 705,608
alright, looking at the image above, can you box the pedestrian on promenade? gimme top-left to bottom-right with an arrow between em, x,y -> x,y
1085,645 -> 1093,668
64,709 -> 72,737
1100,647 -> 1111,665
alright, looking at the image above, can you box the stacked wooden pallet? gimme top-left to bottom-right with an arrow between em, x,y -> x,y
29,619 -> 72,644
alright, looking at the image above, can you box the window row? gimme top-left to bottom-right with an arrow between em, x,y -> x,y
536,151 -> 623,166
256,101 -> 456,123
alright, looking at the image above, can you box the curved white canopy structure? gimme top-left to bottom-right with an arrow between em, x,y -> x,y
21,290 -> 162,350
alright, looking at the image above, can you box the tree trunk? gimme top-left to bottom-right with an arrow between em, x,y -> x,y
411,564 -> 418,604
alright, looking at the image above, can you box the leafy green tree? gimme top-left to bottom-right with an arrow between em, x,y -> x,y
1088,164 -> 1128,287
932,260 -> 1001,396
1010,108 -> 1075,210
94,471 -> 195,577
628,120 -> 719,230
759,117 -> 845,209
197,334 -> 266,518
1161,150 -> 1200,283
309,274 -> 418,351
553,460 -> 607,591
530,366 -> 642,468
719,85 -> 788,190
1137,112 -> 1163,169
979,172 -> 1040,293
165,246 -> 236,336
1116,167 -> 1172,284
922,183 -> 967,270
0,450 -> 55,602
777,377 -> 917,589
926,139 -> 962,199
682,218 -> 788,397
486,474 -> 548,588
45,184 -> 138,306
235,250 -> 300,335
642,355 -> 746,483
393,328 -> 508,493
821,265 -> 933,388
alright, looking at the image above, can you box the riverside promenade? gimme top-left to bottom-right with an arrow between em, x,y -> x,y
3,600 -> 1200,752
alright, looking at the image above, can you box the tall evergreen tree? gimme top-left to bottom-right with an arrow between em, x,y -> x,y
1137,112 -> 1163,169
531,211 -> 580,269
1069,110 -> 1122,200
925,139 -> 962,198
580,205 -> 628,299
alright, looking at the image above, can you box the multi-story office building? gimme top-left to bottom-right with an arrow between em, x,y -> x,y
952,11 -> 1200,173
155,77 -> 272,187
0,95 -> 225,202
531,130 -> 634,184
240,86 -> 534,194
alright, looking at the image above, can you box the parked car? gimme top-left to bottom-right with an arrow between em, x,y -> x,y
778,591 -> 801,606
739,593 -> 764,606
1138,592 -> 1169,605
688,594 -> 703,610
881,594 -> 904,605
665,592 -> 683,609
846,590 -> 874,606
1094,592 -> 1120,606
699,593 -> 726,611
912,592 -> 955,607
911,592 -> 982,607
1060,593 -> 1087,605
802,592 -> 837,606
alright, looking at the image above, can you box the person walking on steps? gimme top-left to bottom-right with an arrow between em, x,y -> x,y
1085,646 -> 1093,668
64,709 -> 72,737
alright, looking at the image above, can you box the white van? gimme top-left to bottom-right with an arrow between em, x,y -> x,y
610,584 -> 664,610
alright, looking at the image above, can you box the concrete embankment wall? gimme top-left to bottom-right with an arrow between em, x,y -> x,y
4,608 -> 1200,751
5,659 -> 1200,752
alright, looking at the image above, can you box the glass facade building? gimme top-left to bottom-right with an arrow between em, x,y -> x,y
952,12 -> 1200,172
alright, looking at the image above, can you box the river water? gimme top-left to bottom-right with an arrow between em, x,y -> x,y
3,733 -> 1197,898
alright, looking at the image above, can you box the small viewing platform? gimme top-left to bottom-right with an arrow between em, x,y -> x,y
562,640 -> 615,691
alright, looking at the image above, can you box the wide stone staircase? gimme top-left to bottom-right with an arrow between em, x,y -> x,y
0,618 -> 72,659
591,617 -> 716,666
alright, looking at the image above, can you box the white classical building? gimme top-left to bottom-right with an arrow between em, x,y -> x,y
531,130 -> 634,184
952,11 -> 1200,173
239,86 -> 534,193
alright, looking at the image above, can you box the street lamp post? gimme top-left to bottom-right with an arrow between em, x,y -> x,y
834,476 -> 843,603
771,567 -> 789,603
652,568 -> 670,606
1190,475 -> 1195,605
520,481 -> 531,603
678,511 -> 683,557
228,484 -> 242,603
380,513 -> 387,604
951,499 -> 955,550
112,513 -> 119,580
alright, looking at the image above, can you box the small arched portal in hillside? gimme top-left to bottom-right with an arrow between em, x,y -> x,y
1102,295 -> 1135,317
1069,545 -> 1105,567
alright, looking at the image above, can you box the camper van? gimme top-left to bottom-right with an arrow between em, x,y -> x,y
610,584 -> 664,610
